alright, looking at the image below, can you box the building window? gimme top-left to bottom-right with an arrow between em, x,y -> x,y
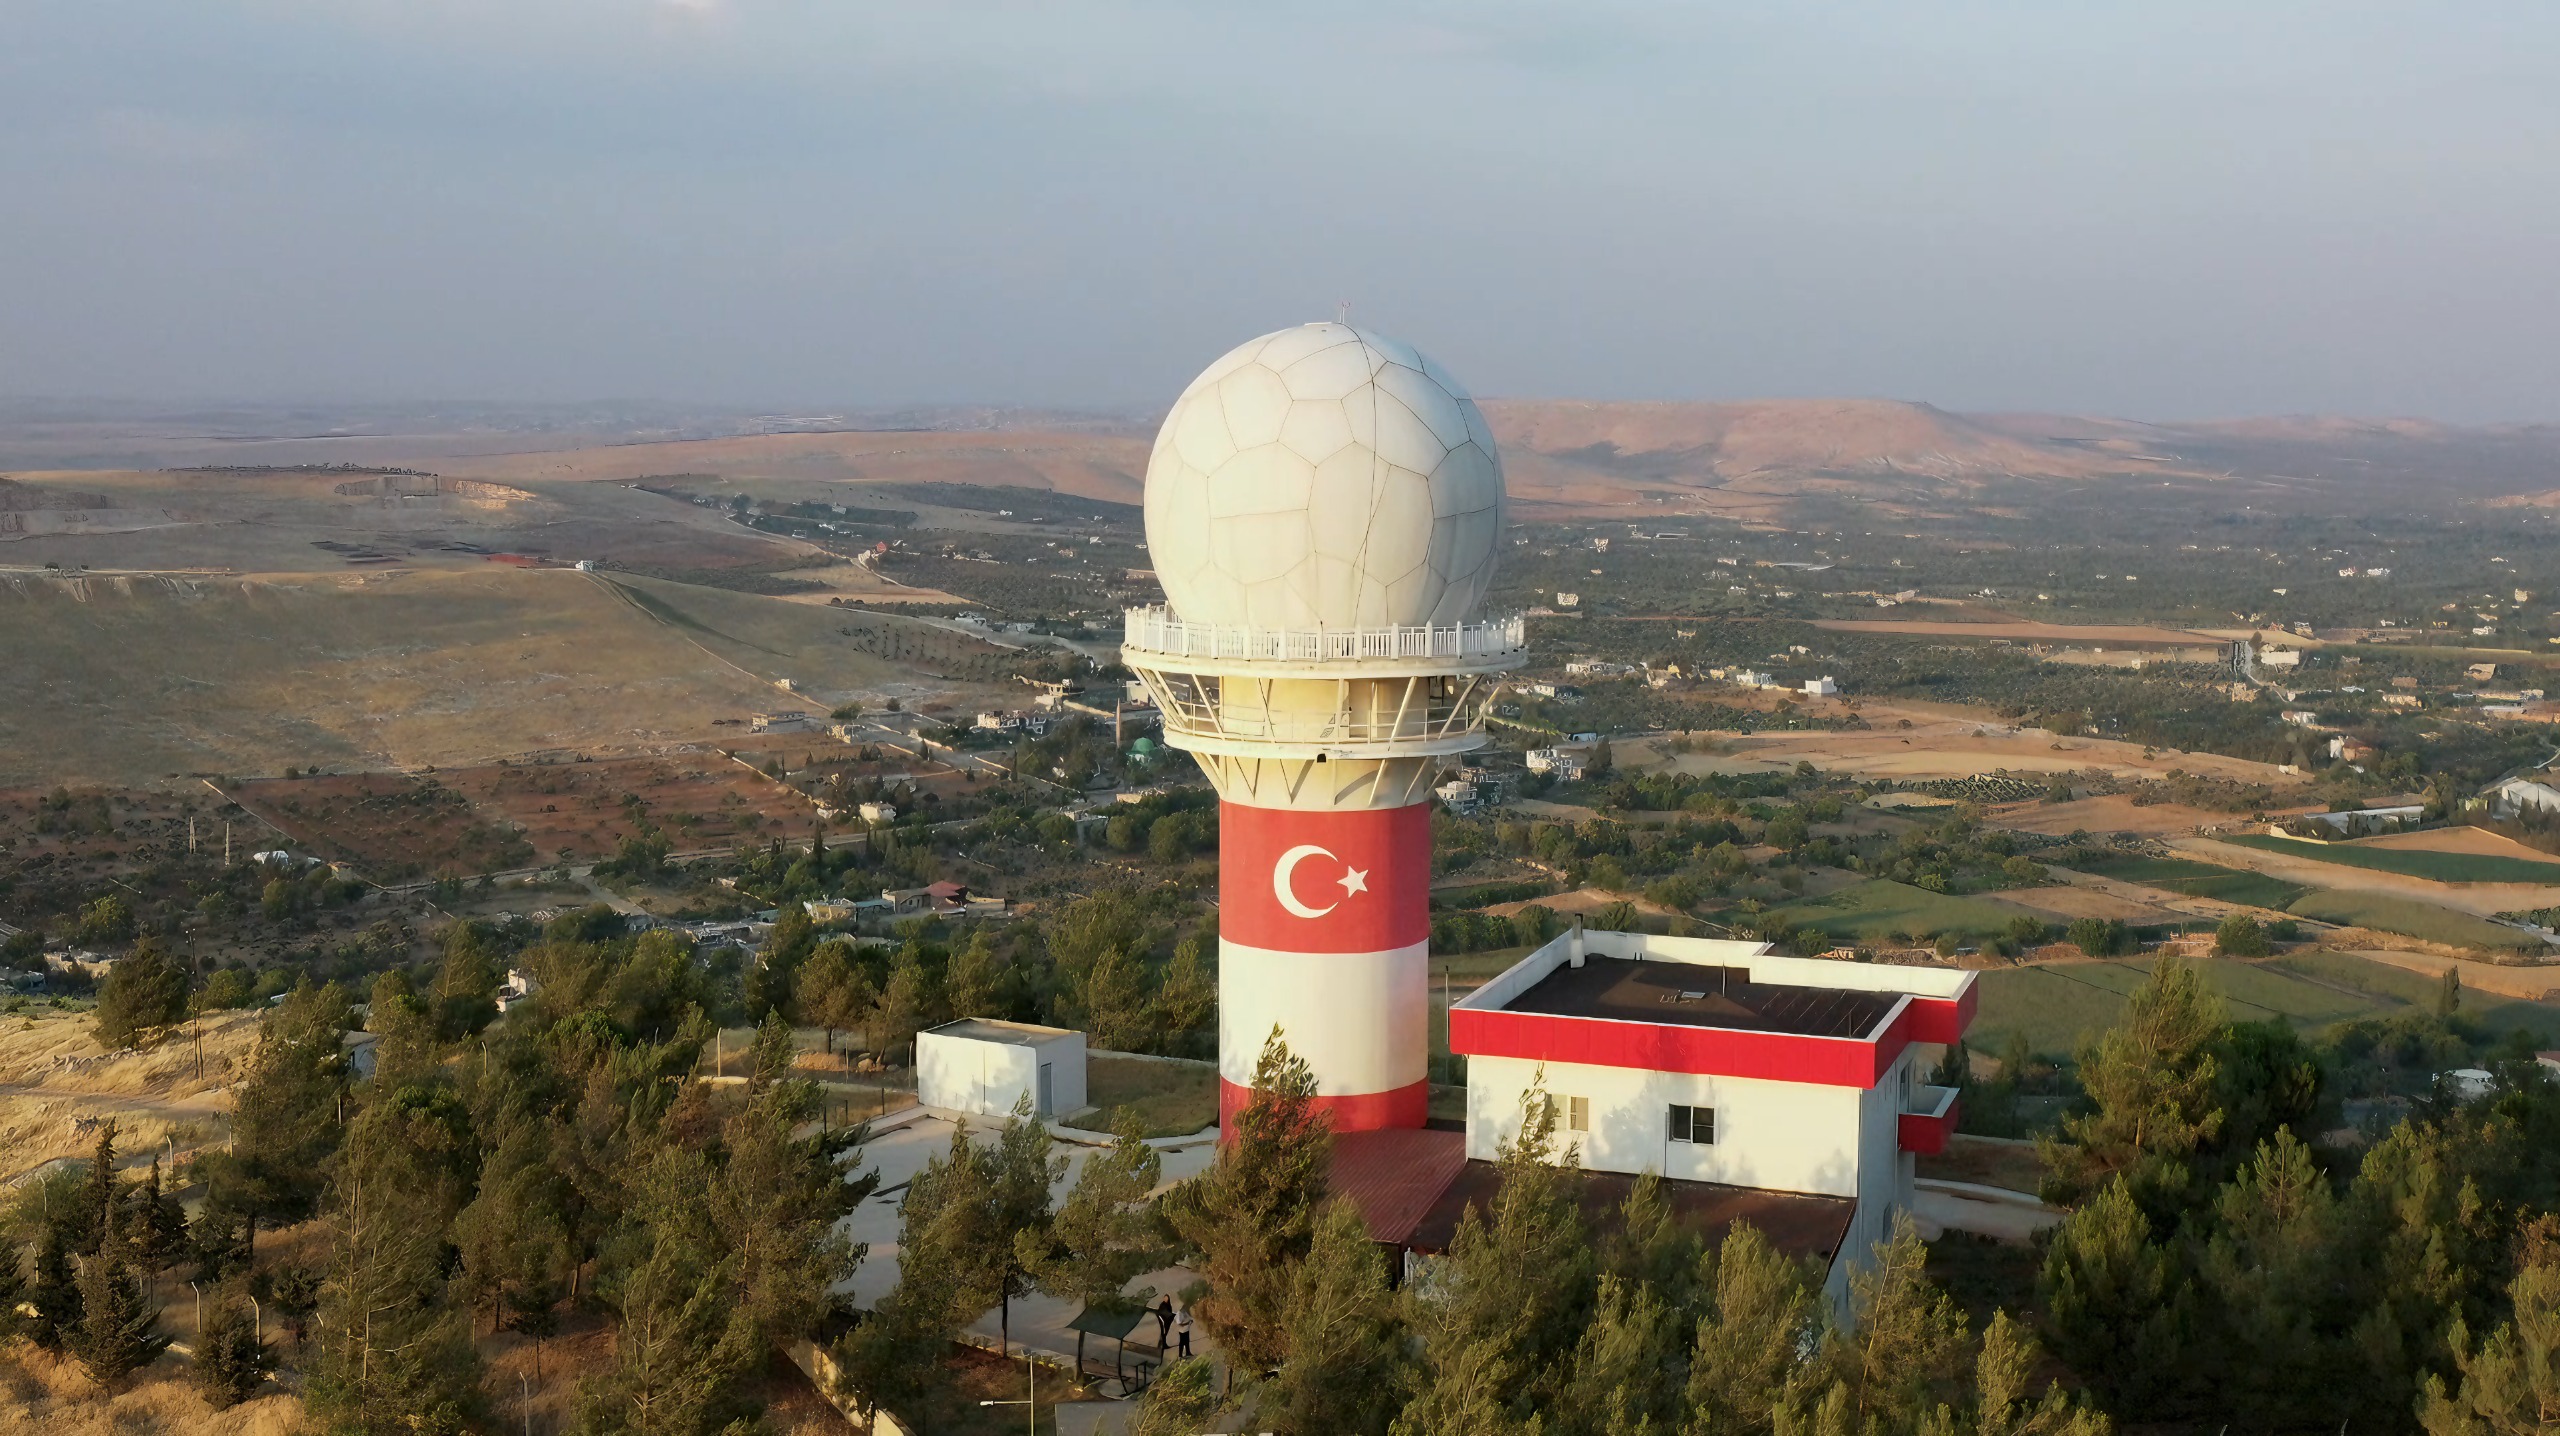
1566,1096 -> 1589,1133
1667,1104 -> 1715,1144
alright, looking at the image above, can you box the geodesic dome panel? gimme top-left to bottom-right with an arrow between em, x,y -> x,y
1144,323 -> 1506,631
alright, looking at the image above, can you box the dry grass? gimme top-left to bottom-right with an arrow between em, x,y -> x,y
0,567 -> 930,788
0,1009 -> 262,1184
1627,706 -> 2301,791
1992,884 -> 2179,923
0,1342 -> 301,1436
2357,827 -> 2560,860
446,430 -> 1151,506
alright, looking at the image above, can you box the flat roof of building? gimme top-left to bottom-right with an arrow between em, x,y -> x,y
924,1018 -> 1080,1048
1496,956 -> 1895,1040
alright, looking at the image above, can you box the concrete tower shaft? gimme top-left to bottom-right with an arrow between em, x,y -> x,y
1123,609 -> 1525,1130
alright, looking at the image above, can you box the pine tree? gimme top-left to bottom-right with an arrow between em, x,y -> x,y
1598,1171 -> 1702,1312
204,980 -> 352,1240
131,1157 -> 190,1275
1164,1028 -> 1334,1376
1078,945 -> 1157,1052
578,1144 -> 757,1436
1780,1215 -> 1970,1431
944,930 -> 1002,1021
90,938 -> 191,1051
987,1095 -> 1066,1358
1393,1079 -> 1596,1434
836,1125 -> 989,1417
874,945 -> 930,1066
196,1287 -> 276,1410
1127,1343 -> 1224,1436
454,1116 -> 577,1337
29,1224 -> 84,1351
1025,1113 -> 1167,1373
305,1097 -> 483,1436
2040,958 -> 2224,1212
793,941 -> 874,1056
431,922 -> 501,1039
2037,1177 -> 2194,1415
2195,1130 -> 2363,1428
708,1079 -> 872,1354
1547,1274 -> 1681,1436
1261,1197 -> 1408,1436
748,1005 -> 799,1090
1151,937 -> 1216,1056
2421,1216 -> 2560,1435
70,1206 -> 171,1385
69,1120 -> 122,1257
1684,1221 -> 1826,1431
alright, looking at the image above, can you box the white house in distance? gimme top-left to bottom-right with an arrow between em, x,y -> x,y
1324,930 -> 1972,1311
917,1018 -> 1088,1120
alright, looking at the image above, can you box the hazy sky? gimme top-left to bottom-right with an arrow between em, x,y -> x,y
3,2 -> 2555,420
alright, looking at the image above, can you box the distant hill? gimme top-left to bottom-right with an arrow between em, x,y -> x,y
9,397 -> 2556,523
1478,398 -> 2167,517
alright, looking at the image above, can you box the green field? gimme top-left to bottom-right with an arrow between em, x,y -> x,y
2074,854 -> 2307,909
1770,879 -> 2032,941
1972,951 -> 2560,1056
1081,1055 -> 1217,1137
1973,957 -> 2373,1054
2225,832 -> 2560,885
2286,891 -> 2543,953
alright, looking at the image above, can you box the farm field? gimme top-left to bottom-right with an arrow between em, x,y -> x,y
2225,832 -> 2560,885
226,771 -> 535,878
1993,883 -> 2180,924
440,753 -> 818,864
2357,827 -> 2560,861
1625,698 -> 2306,790
1989,793 -> 2303,838
229,754 -> 823,872
1769,878 -> 2039,942
2286,890 -> 2544,953
2070,854 -> 2309,910
1967,951 -> 2560,1056
0,567 -> 911,788
2274,947 -> 2560,1018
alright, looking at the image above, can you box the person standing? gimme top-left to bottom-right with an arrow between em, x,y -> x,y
1175,1303 -> 1192,1359
1154,1295 -> 1175,1352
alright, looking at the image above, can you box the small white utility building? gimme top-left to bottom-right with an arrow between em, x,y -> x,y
917,1018 -> 1088,1120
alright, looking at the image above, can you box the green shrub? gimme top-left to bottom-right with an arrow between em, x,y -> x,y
2066,916 -> 2130,957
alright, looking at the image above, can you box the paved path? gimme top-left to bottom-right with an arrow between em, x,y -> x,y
1909,1183 -> 2064,1243
837,1108 -> 1222,1400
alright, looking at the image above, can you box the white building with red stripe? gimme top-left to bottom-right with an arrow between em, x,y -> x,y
1448,928 -> 1970,1298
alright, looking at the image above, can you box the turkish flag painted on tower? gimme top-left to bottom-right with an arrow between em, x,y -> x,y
1218,801 -> 1431,954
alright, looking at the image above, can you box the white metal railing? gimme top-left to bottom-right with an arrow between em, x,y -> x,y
1120,606 -> 1525,663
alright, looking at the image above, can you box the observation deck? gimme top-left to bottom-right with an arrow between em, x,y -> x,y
1119,605 -> 1527,676
1120,604 -> 1527,764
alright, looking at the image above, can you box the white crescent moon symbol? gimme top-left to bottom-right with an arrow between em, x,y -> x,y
1273,844 -> 1338,920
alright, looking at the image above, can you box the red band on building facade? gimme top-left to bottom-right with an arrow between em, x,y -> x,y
1219,800 -> 1432,954
1448,991 -> 1974,1090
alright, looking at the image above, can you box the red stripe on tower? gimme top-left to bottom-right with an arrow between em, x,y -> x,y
1218,801 -> 1431,953
1218,1077 -> 1429,1134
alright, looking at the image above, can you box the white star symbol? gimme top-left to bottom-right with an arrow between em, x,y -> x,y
1337,867 -> 1368,898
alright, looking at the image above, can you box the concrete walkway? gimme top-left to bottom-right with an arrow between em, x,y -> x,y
836,1107 -> 1224,1416
1909,1180 -> 2064,1242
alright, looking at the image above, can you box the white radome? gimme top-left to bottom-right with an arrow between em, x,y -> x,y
1144,323 -> 1505,631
